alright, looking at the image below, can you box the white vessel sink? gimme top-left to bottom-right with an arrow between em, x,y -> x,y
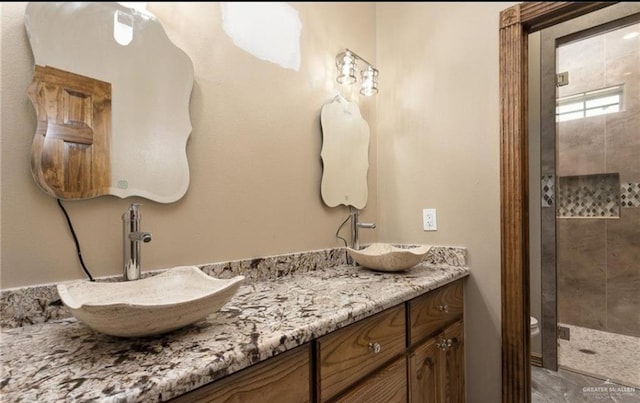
347,243 -> 432,272
57,266 -> 244,337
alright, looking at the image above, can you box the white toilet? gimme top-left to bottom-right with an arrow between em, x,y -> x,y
530,316 -> 540,337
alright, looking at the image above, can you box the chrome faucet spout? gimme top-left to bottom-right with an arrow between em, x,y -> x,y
123,203 -> 152,281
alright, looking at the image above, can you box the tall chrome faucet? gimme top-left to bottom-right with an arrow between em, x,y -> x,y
350,207 -> 376,251
122,203 -> 152,281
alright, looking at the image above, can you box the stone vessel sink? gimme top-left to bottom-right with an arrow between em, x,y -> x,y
347,243 -> 432,272
57,266 -> 244,337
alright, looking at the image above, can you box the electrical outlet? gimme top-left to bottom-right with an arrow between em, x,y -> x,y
423,208 -> 437,231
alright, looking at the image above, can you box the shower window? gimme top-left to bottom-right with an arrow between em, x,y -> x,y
556,84 -> 623,122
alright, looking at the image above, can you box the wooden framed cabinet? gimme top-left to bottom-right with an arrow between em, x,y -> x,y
316,280 -> 465,403
408,320 -> 464,403
407,280 -> 465,403
173,279 -> 465,403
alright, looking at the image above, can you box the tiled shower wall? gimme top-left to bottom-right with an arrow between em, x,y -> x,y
552,24 -> 640,338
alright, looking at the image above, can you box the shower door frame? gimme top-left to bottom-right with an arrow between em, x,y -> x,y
498,2 -> 616,402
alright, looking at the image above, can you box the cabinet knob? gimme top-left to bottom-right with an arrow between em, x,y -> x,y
368,342 -> 381,354
436,338 -> 453,351
438,304 -> 449,312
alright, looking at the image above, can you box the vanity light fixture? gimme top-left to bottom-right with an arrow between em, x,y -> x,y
336,49 -> 379,96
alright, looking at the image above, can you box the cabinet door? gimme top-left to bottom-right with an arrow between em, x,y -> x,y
408,337 -> 441,403
442,321 -> 464,403
171,344 -> 311,403
409,320 -> 465,403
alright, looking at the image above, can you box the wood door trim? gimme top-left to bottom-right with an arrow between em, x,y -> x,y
498,2 -> 615,402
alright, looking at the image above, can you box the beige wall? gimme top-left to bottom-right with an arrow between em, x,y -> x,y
376,3 -> 514,402
0,2 -> 378,288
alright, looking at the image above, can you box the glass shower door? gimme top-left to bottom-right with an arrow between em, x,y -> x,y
555,20 -> 640,388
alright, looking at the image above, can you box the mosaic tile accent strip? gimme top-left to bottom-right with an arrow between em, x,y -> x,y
557,174 -> 620,218
0,245 -> 466,329
542,175 -> 555,207
620,182 -> 640,208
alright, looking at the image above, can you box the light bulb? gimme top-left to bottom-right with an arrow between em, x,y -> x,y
336,51 -> 357,85
360,66 -> 378,96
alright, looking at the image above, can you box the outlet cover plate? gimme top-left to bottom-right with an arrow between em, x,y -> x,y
423,208 -> 437,231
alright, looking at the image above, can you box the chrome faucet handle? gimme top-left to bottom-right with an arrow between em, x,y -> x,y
129,231 -> 152,242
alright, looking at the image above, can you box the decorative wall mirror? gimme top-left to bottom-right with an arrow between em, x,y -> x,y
25,2 -> 194,203
320,96 -> 370,209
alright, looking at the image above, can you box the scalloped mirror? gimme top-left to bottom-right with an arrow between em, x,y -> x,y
25,2 -> 194,203
320,97 -> 370,209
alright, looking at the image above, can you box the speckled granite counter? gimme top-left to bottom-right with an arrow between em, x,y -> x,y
0,260 -> 469,402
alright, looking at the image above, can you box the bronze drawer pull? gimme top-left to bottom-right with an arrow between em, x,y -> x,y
437,304 -> 449,312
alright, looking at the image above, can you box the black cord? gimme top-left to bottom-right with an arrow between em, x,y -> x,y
335,213 -> 350,247
335,213 -> 352,263
56,199 -> 95,281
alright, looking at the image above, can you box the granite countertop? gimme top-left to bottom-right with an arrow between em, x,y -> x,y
0,262 -> 469,402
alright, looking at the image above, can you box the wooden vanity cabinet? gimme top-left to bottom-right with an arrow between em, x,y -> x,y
318,279 -> 465,403
172,279 -> 465,403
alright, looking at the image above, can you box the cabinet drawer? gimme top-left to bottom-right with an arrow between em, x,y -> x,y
171,344 -> 311,403
317,304 -> 406,402
408,280 -> 463,346
333,356 -> 407,403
